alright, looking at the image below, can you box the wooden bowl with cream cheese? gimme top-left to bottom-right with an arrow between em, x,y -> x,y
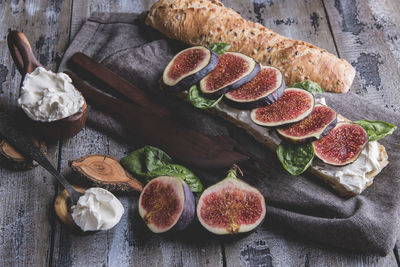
7,30 -> 88,140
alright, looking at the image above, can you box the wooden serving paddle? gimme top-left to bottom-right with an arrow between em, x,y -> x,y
7,30 -> 88,140
69,52 -> 271,171
66,71 -> 248,169
70,52 -> 171,118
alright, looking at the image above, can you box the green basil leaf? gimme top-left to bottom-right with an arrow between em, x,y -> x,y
120,146 -> 202,192
276,142 -> 314,175
188,85 -> 223,109
143,146 -> 173,172
120,145 -> 172,177
209,43 -> 231,55
291,81 -> 324,95
354,119 -> 397,142
147,164 -> 203,192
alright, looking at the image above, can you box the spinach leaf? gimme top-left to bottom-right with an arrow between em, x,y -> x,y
209,43 -> 231,55
354,119 -> 397,142
147,164 -> 203,192
120,146 -> 203,192
291,80 -> 324,95
120,145 -> 172,177
188,85 -> 223,109
276,142 -> 314,175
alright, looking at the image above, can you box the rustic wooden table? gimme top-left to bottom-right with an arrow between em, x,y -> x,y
1,0 -> 400,266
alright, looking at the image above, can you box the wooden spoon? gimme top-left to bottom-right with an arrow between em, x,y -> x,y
7,30 -> 88,140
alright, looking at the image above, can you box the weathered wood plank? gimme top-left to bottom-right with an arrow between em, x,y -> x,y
51,1 -> 224,265
0,0 -> 72,266
219,0 -> 399,265
50,124 -> 224,266
323,0 -> 400,111
224,226 -> 398,267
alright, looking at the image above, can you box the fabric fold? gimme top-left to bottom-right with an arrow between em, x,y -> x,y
59,12 -> 400,255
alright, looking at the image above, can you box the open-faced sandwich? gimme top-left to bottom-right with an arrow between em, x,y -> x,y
146,0 -> 396,197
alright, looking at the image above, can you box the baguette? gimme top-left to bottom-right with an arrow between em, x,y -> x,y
146,0 -> 355,93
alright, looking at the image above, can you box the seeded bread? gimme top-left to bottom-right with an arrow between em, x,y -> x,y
146,0 -> 356,93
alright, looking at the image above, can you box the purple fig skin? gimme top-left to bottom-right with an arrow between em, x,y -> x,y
277,110 -> 338,143
138,176 -> 196,233
162,49 -> 219,93
173,181 -> 196,231
313,122 -> 368,166
250,88 -> 315,127
224,77 -> 285,110
197,169 -> 266,235
200,61 -> 261,98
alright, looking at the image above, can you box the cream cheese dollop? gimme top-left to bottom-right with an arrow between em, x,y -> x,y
71,187 -> 124,232
18,67 -> 84,122
313,141 -> 382,194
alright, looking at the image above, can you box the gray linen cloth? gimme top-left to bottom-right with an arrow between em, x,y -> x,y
59,13 -> 400,255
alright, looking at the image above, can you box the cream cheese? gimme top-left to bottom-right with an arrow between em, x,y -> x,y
212,98 -> 383,195
18,67 -> 84,122
313,141 -> 382,194
71,187 -> 124,232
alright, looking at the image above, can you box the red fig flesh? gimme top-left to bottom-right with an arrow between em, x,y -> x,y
313,122 -> 368,166
199,52 -> 260,96
277,104 -> 337,142
197,169 -> 266,234
139,176 -> 195,233
225,66 -> 285,109
250,88 -> 315,127
163,46 -> 218,92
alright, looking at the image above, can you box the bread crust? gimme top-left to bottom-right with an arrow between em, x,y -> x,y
146,0 -> 356,93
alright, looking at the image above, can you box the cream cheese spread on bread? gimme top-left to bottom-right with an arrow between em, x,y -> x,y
313,141 -> 381,194
212,98 -> 384,195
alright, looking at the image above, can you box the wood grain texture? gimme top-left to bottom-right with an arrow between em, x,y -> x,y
1,0 -> 400,266
0,0 -> 71,266
323,0 -> 400,112
50,125 -> 223,267
224,226 -> 398,267
220,0 -> 399,266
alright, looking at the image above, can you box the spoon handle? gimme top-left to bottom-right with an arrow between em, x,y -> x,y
0,113 -> 82,203
7,30 -> 42,76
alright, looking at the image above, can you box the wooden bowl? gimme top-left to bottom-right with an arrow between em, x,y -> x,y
7,30 -> 88,140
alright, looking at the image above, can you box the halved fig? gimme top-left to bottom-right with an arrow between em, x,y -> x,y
162,46 -> 218,92
138,176 -> 195,233
199,52 -> 260,97
224,66 -> 285,109
313,122 -> 368,166
277,105 -> 337,142
250,88 -> 315,127
197,168 -> 266,235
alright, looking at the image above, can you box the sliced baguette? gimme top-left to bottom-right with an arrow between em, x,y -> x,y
174,86 -> 388,197
146,0 -> 355,93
